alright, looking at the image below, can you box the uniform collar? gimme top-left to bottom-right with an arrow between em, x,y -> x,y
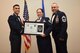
13,13 -> 19,17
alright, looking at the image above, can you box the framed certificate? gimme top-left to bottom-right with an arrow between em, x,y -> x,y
24,21 -> 44,35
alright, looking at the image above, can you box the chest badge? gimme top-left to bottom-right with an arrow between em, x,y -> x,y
55,15 -> 59,23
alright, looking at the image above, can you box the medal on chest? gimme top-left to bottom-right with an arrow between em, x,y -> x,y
55,15 -> 59,23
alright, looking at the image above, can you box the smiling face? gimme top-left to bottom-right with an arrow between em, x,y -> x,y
13,5 -> 20,15
36,8 -> 43,18
51,3 -> 59,13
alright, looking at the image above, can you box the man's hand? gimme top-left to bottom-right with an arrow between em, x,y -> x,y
41,32 -> 46,37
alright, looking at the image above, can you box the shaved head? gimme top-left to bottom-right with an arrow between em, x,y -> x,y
51,2 -> 59,13
51,3 -> 59,8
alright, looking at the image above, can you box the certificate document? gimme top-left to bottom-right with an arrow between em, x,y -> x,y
24,21 -> 44,35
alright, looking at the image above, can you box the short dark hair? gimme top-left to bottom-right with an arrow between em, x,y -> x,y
13,4 -> 20,8
36,8 -> 44,13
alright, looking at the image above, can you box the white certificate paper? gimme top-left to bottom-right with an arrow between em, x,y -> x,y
24,21 -> 44,35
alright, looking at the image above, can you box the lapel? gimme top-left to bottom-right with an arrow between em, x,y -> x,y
40,17 -> 45,22
13,14 -> 21,24
53,11 -> 60,23
17,16 -> 21,22
51,10 -> 59,21
51,13 -> 55,23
